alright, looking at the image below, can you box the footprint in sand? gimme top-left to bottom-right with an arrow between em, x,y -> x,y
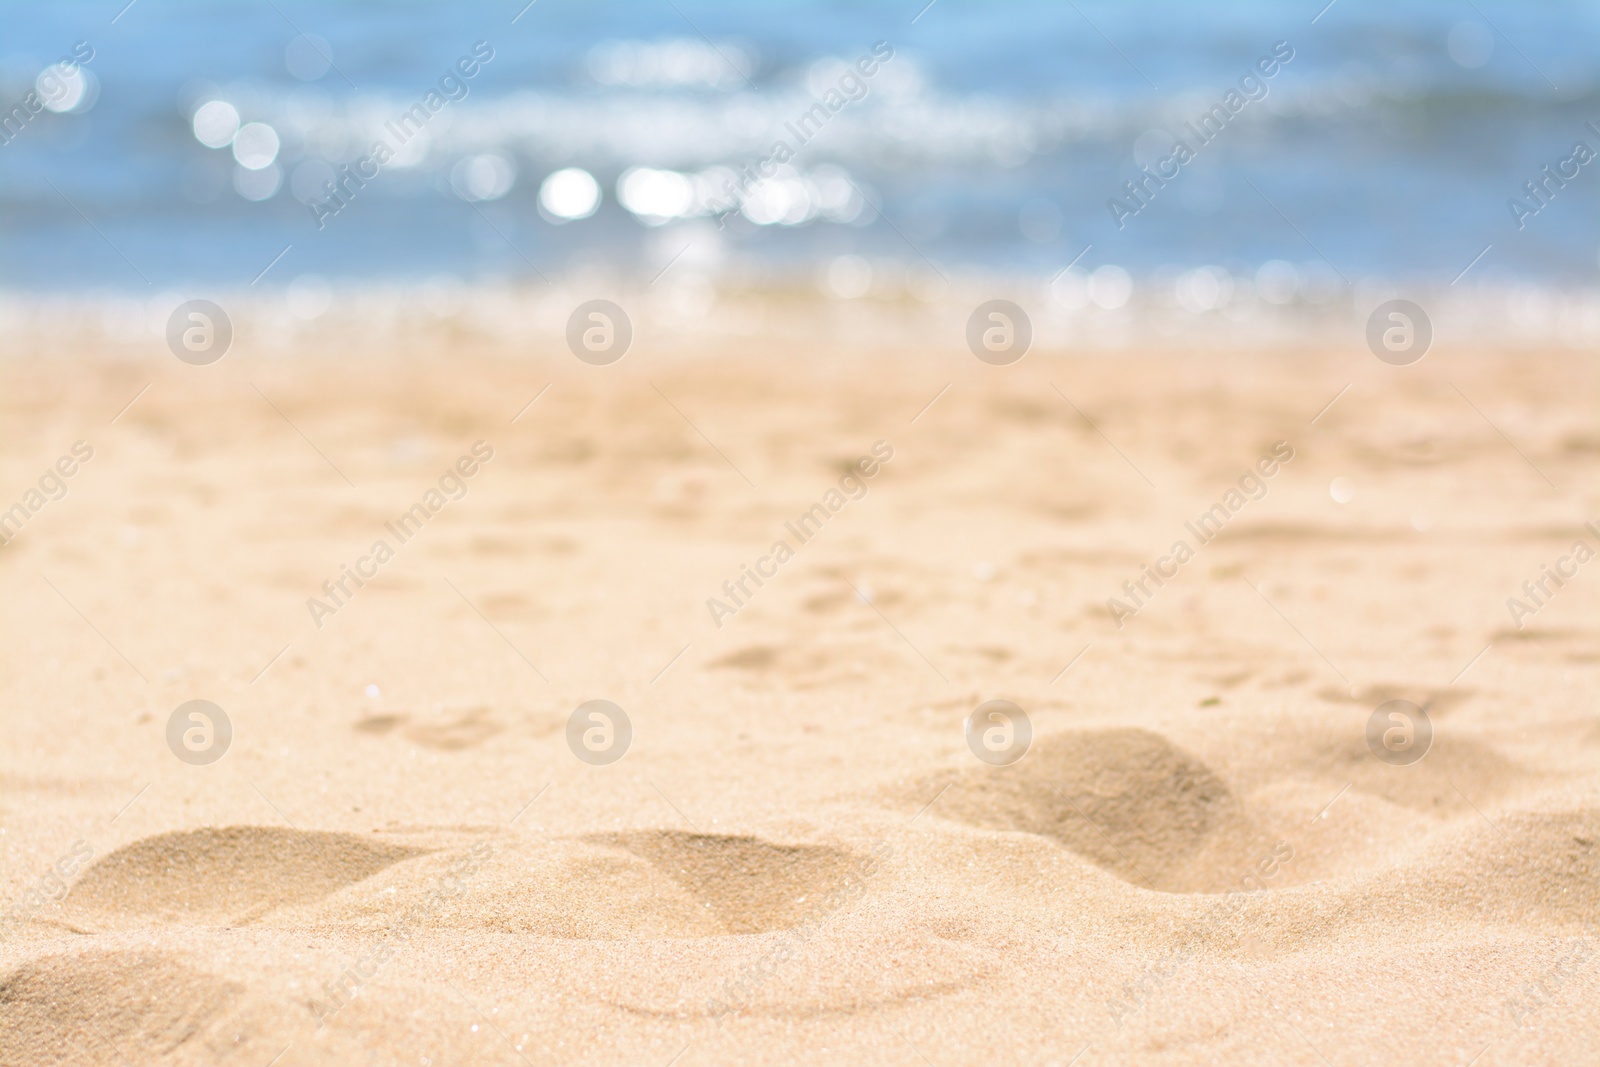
354,706 -> 560,749
902,727 -> 1283,893
63,827 -> 426,928
0,950 -> 248,1067
353,706 -> 501,749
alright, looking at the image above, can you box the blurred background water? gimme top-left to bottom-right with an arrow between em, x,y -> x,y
1,0 -> 1598,304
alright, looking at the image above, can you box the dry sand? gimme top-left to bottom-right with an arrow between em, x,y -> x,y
2,334 -> 1598,1065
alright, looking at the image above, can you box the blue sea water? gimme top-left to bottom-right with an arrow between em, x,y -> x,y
1,0 -> 1597,292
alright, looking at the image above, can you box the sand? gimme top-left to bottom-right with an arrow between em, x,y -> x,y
2,331 -> 1598,1065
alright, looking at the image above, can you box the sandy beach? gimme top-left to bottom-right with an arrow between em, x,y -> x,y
2,330 -> 1598,1066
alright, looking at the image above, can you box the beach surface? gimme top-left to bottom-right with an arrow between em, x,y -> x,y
2,334 -> 1597,1065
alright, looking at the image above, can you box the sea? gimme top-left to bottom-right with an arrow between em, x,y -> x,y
1,0 -> 1597,333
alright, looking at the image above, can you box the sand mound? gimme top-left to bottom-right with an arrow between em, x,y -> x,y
0,951 -> 243,1067
1330,733 -> 1530,814
587,832 -> 862,935
67,827 -> 426,926
450,832 -> 866,939
445,838 -> 723,940
911,728 -> 1277,893
1212,808 -> 1600,960
1358,808 -> 1600,931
